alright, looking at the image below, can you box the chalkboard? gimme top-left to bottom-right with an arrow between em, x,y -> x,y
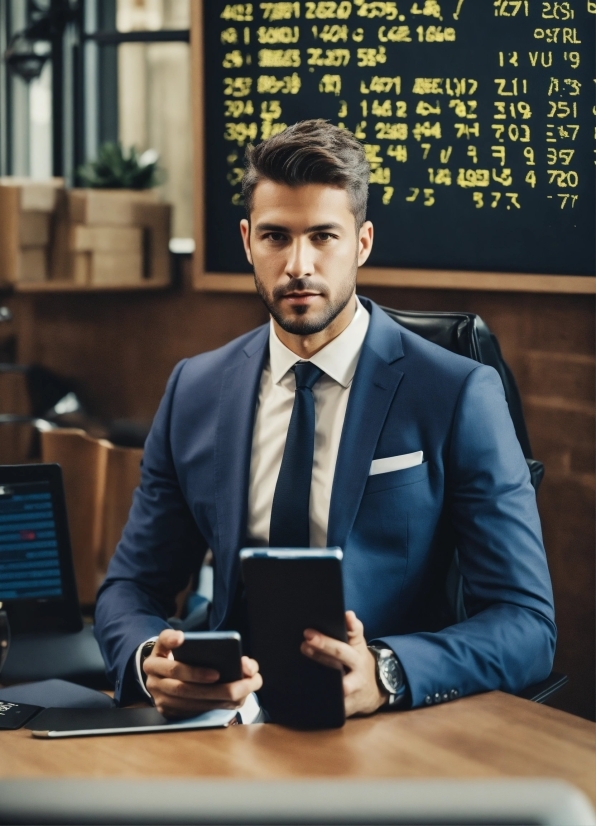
201,0 -> 595,277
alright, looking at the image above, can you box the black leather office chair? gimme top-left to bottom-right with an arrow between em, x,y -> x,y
380,307 -> 566,704
380,308 -> 544,489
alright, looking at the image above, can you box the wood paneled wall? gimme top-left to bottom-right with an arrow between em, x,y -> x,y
1,268 -> 593,721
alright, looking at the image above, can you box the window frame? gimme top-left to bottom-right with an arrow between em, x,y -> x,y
1,0 -> 190,180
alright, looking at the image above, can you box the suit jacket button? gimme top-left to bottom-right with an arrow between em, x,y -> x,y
433,693 -> 441,703
424,695 -> 433,705
449,689 -> 459,699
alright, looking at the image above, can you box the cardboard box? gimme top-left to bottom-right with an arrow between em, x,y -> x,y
18,211 -> 51,247
75,251 -> 144,286
67,189 -> 159,227
0,186 -> 21,281
70,253 -> 91,285
0,177 -> 63,212
17,248 -> 48,283
48,188 -> 170,288
90,251 -> 143,285
132,202 -> 172,283
69,224 -> 143,254
0,179 -> 64,283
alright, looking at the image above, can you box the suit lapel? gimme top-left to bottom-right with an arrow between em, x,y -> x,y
327,300 -> 405,550
213,325 -> 269,620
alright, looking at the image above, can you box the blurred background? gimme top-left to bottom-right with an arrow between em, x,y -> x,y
1,0 -> 192,236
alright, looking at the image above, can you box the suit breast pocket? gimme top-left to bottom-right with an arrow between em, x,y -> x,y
364,460 -> 430,496
349,460 -> 432,564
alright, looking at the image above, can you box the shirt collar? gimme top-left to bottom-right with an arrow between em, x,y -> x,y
268,297 -> 370,388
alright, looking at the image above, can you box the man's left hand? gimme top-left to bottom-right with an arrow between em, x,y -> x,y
300,610 -> 387,717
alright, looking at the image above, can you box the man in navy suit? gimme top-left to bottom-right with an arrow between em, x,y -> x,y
95,120 -> 555,717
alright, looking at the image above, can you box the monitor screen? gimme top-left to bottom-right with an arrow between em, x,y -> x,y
0,465 -> 81,634
0,480 -> 63,601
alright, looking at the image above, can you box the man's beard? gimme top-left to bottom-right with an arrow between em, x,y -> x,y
253,262 -> 358,336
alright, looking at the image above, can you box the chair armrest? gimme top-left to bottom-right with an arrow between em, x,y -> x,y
517,671 -> 568,704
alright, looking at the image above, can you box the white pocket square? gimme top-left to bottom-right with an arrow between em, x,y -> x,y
369,451 -> 424,476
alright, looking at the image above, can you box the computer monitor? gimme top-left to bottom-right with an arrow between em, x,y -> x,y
0,779 -> 594,826
0,464 -> 82,634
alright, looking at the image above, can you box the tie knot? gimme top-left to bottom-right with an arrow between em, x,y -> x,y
294,361 -> 323,390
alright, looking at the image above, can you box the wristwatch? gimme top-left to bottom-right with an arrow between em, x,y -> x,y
139,639 -> 156,687
368,645 -> 405,707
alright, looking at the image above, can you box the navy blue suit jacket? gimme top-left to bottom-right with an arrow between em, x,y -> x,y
95,297 -> 556,706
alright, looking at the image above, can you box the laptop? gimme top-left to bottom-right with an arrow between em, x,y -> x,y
0,463 -> 108,688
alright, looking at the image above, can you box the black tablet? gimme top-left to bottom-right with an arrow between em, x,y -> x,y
0,464 -> 82,634
240,549 -> 346,730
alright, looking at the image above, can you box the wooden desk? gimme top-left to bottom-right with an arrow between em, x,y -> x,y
1,693 -> 595,805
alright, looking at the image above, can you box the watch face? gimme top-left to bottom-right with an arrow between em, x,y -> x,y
380,655 -> 401,693
142,641 -> 155,660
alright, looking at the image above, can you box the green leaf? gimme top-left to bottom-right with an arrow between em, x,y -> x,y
76,142 -> 163,189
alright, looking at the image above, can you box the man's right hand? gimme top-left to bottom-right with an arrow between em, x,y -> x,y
143,629 -> 263,718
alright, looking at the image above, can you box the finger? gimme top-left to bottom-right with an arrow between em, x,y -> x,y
200,671 -> 261,697
302,632 -> 359,670
144,655 -> 219,684
148,670 -> 263,717
151,672 -> 263,703
153,629 -> 184,657
345,611 -> 365,642
154,695 -> 242,718
342,669 -> 365,696
151,683 -> 242,708
216,673 -> 262,699
146,676 -> 232,702
241,656 -> 259,678
300,641 -> 344,671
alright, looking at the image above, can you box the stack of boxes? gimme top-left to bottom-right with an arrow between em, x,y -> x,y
52,189 -> 171,286
0,178 -> 64,285
0,180 -> 171,288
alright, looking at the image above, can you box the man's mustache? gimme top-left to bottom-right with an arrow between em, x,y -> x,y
272,279 -> 330,300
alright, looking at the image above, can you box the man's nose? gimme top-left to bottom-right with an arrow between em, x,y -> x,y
285,238 -> 314,279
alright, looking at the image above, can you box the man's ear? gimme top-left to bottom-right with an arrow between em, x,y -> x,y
240,218 -> 253,265
357,221 -> 374,267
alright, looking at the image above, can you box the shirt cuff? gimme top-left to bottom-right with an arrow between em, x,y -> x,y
237,692 -> 263,724
135,636 -> 159,700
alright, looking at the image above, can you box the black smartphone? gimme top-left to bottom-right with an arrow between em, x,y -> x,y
172,632 -> 243,684
240,548 -> 347,730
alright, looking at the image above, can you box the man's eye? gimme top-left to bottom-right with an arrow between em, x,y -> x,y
313,233 -> 334,242
264,232 -> 286,242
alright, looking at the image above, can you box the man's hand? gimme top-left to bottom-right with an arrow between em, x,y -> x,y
300,610 -> 387,717
143,629 -> 263,718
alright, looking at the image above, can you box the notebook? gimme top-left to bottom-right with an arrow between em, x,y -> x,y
26,706 -> 239,738
0,679 -> 114,709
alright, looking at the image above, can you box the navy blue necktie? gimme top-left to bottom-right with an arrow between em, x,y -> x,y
269,362 -> 324,548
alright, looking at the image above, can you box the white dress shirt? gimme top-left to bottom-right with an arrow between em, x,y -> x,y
247,297 -> 370,548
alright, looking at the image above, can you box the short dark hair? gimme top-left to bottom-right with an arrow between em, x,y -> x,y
242,119 -> 369,227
